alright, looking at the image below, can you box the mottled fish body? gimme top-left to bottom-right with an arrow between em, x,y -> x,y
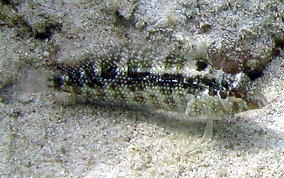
48,57 -> 264,119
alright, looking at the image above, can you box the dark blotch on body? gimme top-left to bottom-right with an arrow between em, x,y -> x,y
127,67 -> 150,79
101,65 -> 117,79
161,73 -> 183,81
50,75 -> 64,89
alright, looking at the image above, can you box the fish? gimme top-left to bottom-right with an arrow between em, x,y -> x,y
47,55 -> 266,139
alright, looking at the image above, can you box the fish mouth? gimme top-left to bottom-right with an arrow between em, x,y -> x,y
224,71 -> 267,113
242,91 -> 267,111
228,89 -> 267,113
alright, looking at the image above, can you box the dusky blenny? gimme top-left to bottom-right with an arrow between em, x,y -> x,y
48,56 -> 265,138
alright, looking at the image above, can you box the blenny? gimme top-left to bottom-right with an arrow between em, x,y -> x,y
48,56 -> 265,138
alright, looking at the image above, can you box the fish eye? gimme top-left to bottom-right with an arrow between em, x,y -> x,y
219,91 -> 227,99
